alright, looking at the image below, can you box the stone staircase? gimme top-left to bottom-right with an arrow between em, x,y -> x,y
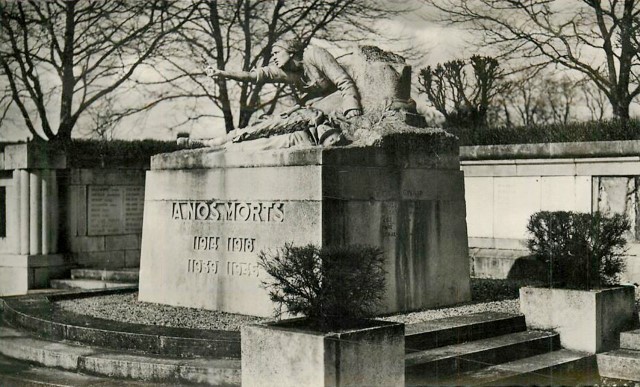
0,293 -> 601,386
0,290 -> 241,386
50,268 -> 139,290
404,312 -> 597,386
598,328 -> 640,381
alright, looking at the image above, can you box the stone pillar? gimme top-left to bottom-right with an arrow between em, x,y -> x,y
1,143 -> 66,296
29,171 -> 42,255
11,170 -> 21,254
19,170 -> 30,255
50,170 -> 59,254
41,170 -> 50,255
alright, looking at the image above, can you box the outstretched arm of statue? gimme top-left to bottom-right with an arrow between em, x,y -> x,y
205,66 -> 257,82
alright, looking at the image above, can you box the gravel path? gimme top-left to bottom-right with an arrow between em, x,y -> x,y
380,299 -> 520,325
55,292 -> 519,332
56,292 -> 266,331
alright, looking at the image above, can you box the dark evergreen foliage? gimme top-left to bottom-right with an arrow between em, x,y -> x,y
258,243 -> 386,330
526,211 -> 629,289
453,119 -> 640,146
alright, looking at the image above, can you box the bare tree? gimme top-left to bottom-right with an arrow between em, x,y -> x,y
493,71 -> 583,127
418,55 -> 503,128
543,76 -> 582,125
583,77 -> 611,120
431,0 -> 640,121
142,0 -> 417,133
0,0 -> 194,142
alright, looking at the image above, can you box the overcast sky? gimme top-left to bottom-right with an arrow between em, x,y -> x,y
0,4 -> 473,142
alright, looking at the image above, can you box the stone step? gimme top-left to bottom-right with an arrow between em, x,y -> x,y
620,329 -> 640,350
1,293 -> 240,359
71,268 -> 139,282
50,279 -> 138,290
405,330 -> 560,384
431,349 -> 597,386
597,349 -> 640,382
405,312 -> 525,352
0,324 -> 241,386
0,353 -> 193,386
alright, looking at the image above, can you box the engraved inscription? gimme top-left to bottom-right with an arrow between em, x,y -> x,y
381,215 -> 397,237
192,236 -> 254,252
187,259 -> 260,277
124,186 -> 144,233
227,237 -> 255,253
227,261 -> 260,277
187,259 -> 219,274
193,236 -> 220,251
403,189 -> 424,197
88,186 -> 121,234
88,185 -> 145,235
172,201 -> 284,222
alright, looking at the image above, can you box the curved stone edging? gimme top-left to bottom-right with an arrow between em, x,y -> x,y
1,289 -> 240,359
461,140 -> 640,160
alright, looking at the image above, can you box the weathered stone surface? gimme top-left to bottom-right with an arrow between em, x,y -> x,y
241,320 -> 404,387
2,143 -> 66,170
598,349 -> 640,381
520,286 -> 637,353
0,254 -> 67,296
344,46 -> 413,113
139,131 -> 471,316
461,140 -> 640,160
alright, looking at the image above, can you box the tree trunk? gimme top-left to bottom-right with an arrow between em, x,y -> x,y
57,0 -> 76,142
208,0 -> 235,133
613,103 -> 630,121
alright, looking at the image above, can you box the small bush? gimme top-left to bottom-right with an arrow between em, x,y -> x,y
526,211 -> 630,289
258,243 -> 386,330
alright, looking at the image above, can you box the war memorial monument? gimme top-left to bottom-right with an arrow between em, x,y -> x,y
138,45 -> 472,317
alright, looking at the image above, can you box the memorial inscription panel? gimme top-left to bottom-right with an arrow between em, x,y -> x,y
140,191 -> 322,316
88,185 -> 144,235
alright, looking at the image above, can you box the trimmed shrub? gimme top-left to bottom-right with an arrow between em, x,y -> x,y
451,118 -> 640,146
60,139 -> 182,167
258,243 -> 386,330
526,211 -> 629,289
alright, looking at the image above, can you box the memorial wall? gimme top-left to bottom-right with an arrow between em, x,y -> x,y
461,141 -> 640,283
62,168 -> 145,269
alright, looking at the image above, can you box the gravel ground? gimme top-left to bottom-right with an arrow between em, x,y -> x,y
379,299 -> 520,325
55,284 -> 640,332
55,292 -> 519,332
56,292 -> 267,331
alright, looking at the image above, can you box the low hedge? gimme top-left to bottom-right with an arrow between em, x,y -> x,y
60,139 -> 182,168
449,119 -> 640,146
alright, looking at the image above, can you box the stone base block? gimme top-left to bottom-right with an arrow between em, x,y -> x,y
520,286 -> 637,353
140,134 -> 471,316
241,319 -> 404,387
0,254 -> 68,296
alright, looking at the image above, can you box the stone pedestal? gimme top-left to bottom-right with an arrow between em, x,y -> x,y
139,128 -> 471,316
0,143 -> 67,296
520,286 -> 637,353
241,320 -> 405,387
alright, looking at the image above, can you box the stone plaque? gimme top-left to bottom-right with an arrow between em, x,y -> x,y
87,185 -> 144,235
